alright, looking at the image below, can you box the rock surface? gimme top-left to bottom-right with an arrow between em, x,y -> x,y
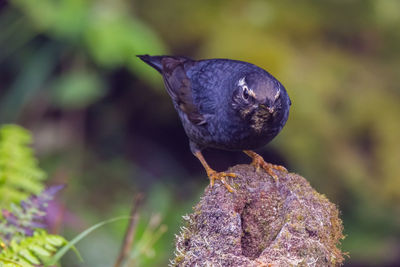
171,164 -> 345,266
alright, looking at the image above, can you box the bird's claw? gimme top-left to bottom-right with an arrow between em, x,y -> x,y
208,171 -> 237,192
250,154 -> 287,183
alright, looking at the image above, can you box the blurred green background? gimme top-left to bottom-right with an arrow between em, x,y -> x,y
1,0 -> 400,266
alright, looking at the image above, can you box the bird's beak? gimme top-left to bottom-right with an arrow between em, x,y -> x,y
259,104 -> 274,114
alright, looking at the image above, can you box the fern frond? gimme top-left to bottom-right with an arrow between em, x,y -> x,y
0,125 -> 46,207
0,125 -> 72,267
0,230 -> 67,267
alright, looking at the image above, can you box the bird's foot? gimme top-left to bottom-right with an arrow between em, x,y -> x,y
207,170 -> 237,192
244,150 -> 287,182
252,159 -> 286,183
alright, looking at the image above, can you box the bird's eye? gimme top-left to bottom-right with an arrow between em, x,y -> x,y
242,87 -> 250,100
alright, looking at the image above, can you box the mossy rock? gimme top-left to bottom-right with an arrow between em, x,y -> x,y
171,164 -> 345,267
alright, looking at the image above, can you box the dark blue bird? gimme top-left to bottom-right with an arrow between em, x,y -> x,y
138,55 -> 291,192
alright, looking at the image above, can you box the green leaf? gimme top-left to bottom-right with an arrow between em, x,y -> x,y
50,71 -> 106,109
84,10 -> 166,69
19,249 -> 39,265
47,216 -> 130,265
45,236 -> 65,247
0,43 -> 58,123
0,125 -> 46,207
30,245 -> 51,257
0,231 -> 68,266
0,257 -> 24,266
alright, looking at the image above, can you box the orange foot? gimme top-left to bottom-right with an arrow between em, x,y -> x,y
207,170 -> 237,192
193,151 -> 237,192
244,150 -> 287,182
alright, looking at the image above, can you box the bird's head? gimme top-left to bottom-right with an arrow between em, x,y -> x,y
231,72 -> 290,132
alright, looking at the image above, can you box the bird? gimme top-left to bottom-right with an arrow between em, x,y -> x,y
138,55 -> 291,192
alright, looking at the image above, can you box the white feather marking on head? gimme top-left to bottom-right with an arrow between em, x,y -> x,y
238,77 -> 257,98
274,87 -> 281,101
238,77 -> 246,87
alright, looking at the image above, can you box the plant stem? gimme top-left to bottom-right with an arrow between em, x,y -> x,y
114,193 -> 144,267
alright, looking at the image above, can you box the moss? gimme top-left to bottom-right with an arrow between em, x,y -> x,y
173,254 -> 185,265
233,182 -> 240,190
171,164 -> 345,266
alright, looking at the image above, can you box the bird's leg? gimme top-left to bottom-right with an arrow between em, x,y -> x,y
243,150 -> 287,182
194,151 -> 237,192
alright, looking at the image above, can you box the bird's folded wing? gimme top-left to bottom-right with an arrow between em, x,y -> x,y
162,57 -> 207,125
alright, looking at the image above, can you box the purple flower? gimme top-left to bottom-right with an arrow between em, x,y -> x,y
0,185 -> 65,243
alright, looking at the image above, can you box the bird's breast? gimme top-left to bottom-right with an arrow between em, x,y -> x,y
199,112 -> 280,151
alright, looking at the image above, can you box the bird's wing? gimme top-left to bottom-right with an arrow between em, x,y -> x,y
161,57 -> 207,125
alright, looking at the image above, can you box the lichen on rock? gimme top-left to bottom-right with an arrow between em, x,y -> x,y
171,164 -> 345,267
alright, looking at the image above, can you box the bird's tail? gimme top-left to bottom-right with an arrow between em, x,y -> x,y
137,55 -> 165,73
138,55 -> 192,74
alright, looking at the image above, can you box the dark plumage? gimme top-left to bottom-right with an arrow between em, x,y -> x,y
138,55 -> 291,192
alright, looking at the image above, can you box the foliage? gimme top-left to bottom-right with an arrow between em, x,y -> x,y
0,125 -> 45,208
0,185 -> 64,244
0,0 -> 166,120
0,125 -> 67,267
129,214 -> 167,262
0,230 -> 67,267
